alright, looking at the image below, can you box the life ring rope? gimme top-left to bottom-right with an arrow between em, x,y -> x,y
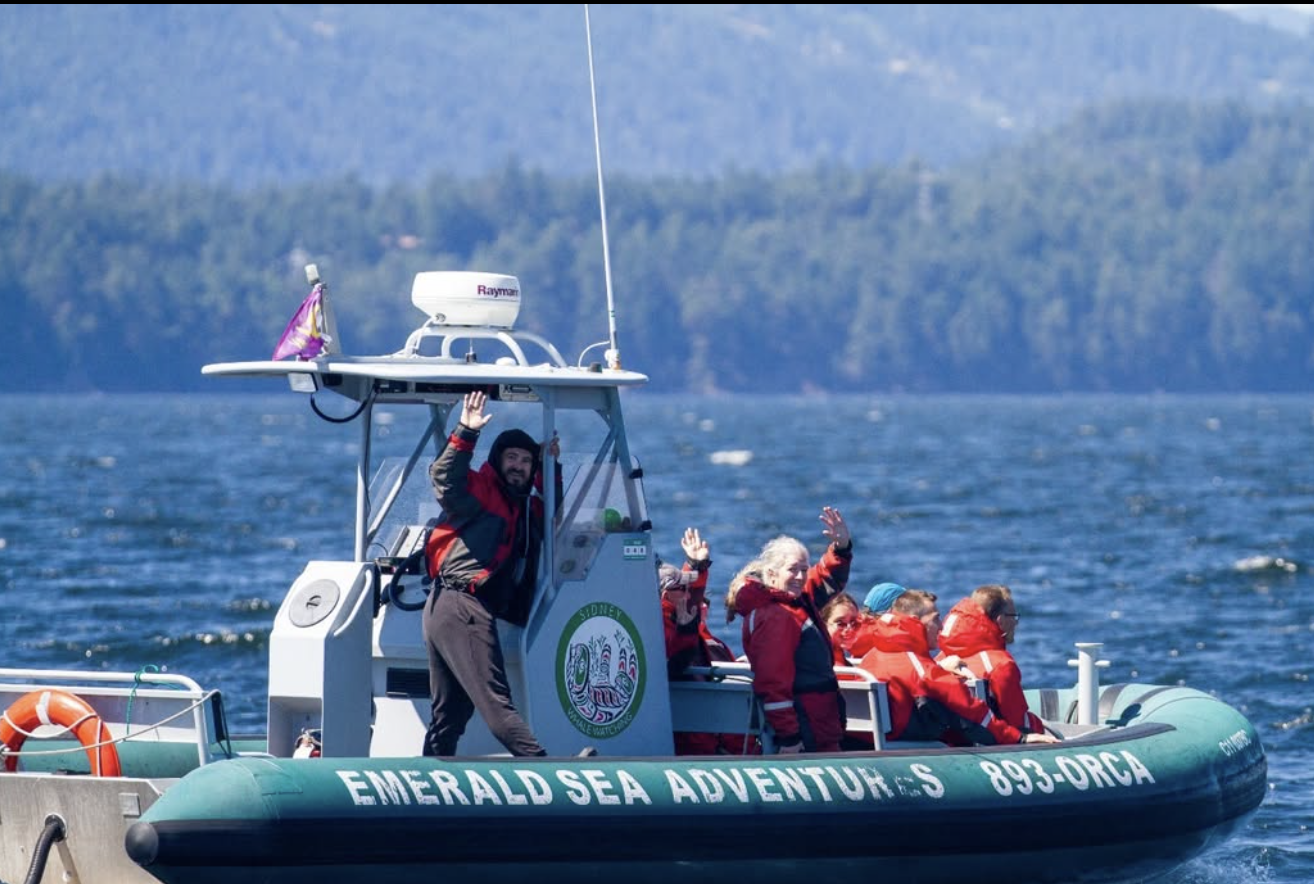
0,689 -> 122,776
0,688 -> 223,775
0,707 -> 97,741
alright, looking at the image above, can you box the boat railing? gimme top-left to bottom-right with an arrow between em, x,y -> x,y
0,668 -> 204,693
1068,642 -> 1110,725
669,664 -> 764,753
835,665 -> 894,751
673,662 -> 997,753
0,668 -> 227,772
675,662 -> 897,751
398,323 -> 569,367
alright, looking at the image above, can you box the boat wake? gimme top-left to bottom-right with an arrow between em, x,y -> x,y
1166,844 -> 1273,884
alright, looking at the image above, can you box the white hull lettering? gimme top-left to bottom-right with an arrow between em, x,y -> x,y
1099,752 -> 1133,787
999,759 -> 1033,795
665,769 -> 699,803
467,771 -> 503,804
1053,755 -> 1091,790
616,769 -> 653,805
581,768 -> 621,805
402,769 -> 439,805
770,767 -> 812,801
1122,751 -> 1156,784
911,763 -> 945,798
796,767 -> 834,801
1219,730 -> 1252,757
344,758 -> 1107,809
1075,754 -> 1117,789
430,768 -> 471,805
980,751 -> 1154,797
555,769 -> 592,805
745,767 -> 784,802
337,770 -> 375,806
1021,758 -> 1055,793
686,768 -> 723,803
488,770 -> 528,805
514,769 -> 554,805
712,767 -> 751,801
856,766 -> 896,799
828,766 -> 866,801
365,769 -> 412,804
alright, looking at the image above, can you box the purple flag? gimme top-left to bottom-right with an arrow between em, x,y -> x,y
272,283 -> 328,360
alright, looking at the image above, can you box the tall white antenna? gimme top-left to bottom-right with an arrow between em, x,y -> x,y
584,4 -> 621,370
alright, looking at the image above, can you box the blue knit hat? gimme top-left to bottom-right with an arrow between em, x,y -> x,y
862,582 -> 906,614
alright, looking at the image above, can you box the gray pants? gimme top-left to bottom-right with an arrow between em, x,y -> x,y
422,589 -> 546,757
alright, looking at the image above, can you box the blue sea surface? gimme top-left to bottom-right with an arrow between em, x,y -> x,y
0,392 -> 1310,882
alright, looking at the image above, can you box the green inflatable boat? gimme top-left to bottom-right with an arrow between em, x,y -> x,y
0,270 -> 1265,884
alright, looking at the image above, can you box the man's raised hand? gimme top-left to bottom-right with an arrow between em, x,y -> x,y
460,391 -> 493,431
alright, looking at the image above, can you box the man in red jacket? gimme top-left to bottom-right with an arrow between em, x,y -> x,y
937,584 -> 1046,734
857,590 -> 1057,746
421,391 -> 559,757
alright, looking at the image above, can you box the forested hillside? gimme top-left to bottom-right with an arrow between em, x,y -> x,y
2,100 -> 1310,394
1,5 -> 1311,184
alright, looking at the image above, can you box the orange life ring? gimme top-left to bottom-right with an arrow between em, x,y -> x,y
0,689 -> 122,776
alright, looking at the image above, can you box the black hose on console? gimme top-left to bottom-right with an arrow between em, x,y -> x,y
23,814 -> 66,884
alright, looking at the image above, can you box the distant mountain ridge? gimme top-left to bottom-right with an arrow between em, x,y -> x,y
1208,3 -> 1314,35
2,4 -> 1313,186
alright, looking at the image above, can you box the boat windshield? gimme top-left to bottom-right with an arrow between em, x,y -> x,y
367,454 -> 642,551
364,404 -> 649,591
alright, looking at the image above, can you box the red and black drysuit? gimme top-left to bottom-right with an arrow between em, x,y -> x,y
421,424 -> 556,757
732,542 -> 852,753
663,559 -> 759,755
936,598 -> 1045,734
857,612 -> 1025,745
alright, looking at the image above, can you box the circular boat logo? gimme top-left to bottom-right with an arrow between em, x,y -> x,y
555,602 -> 645,739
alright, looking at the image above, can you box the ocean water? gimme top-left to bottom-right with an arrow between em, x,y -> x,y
0,392 -> 1310,882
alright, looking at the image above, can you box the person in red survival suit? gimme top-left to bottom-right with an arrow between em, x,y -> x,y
819,591 -> 863,667
936,584 -> 1046,734
731,507 -> 853,754
846,581 -> 906,661
663,527 -> 761,755
857,589 -> 1058,747
819,590 -> 878,750
422,390 -> 560,758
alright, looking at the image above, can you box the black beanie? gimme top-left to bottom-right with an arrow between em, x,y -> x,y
488,428 -> 540,481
